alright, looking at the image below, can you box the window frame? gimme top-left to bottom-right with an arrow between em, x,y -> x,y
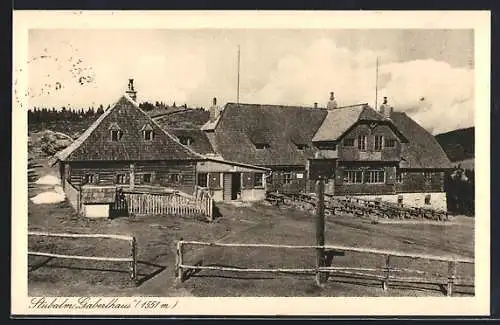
110,130 -> 122,141
357,135 -> 367,151
374,135 -> 384,152
424,172 -> 433,183
364,169 -> 385,184
83,173 -> 96,185
143,129 -> 154,141
385,138 -> 396,148
396,170 -> 405,183
254,173 -> 264,187
170,173 -> 181,184
197,173 -> 208,187
255,143 -> 270,150
143,173 -> 152,184
343,138 -> 355,147
283,172 -> 293,184
179,136 -> 193,146
115,173 -> 127,184
343,169 -> 363,184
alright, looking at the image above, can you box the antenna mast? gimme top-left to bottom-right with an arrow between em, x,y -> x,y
237,45 -> 241,104
375,56 -> 379,110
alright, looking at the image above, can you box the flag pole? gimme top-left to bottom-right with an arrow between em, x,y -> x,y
237,45 -> 241,104
375,56 -> 379,110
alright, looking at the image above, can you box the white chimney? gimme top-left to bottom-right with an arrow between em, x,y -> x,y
126,78 -> 137,101
209,97 -> 220,122
379,96 -> 393,119
326,91 -> 338,110
314,102 -> 318,109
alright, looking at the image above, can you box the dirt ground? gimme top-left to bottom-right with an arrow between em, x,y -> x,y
27,160 -> 475,297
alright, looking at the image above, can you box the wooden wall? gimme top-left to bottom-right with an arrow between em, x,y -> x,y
65,160 -> 197,195
395,170 -> 445,193
338,123 -> 401,161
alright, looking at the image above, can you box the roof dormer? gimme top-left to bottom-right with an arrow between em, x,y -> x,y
140,123 -> 154,141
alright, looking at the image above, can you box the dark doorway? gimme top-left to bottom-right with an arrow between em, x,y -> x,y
231,173 -> 241,200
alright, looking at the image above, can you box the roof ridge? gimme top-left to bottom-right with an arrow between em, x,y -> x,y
122,94 -> 205,159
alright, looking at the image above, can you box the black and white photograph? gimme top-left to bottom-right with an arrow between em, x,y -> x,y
12,10 -> 490,316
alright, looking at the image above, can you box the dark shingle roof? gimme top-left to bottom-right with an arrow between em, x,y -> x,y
168,128 -> 215,155
210,102 -> 327,166
390,112 -> 453,169
54,95 -> 202,162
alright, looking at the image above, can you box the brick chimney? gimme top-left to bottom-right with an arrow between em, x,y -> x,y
126,78 -> 137,101
209,97 -> 220,122
379,96 -> 393,119
326,91 -> 338,110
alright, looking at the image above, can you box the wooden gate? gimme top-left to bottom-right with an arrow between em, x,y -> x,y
110,189 -> 128,218
223,173 -> 232,201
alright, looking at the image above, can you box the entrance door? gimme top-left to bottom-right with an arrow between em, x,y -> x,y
231,173 -> 241,200
223,173 -> 232,201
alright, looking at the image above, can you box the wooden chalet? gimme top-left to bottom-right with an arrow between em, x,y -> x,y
194,94 -> 453,210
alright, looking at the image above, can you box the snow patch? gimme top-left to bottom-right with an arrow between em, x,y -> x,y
30,187 -> 65,204
35,175 -> 61,186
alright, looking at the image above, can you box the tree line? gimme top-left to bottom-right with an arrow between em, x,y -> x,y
28,101 -> 206,124
28,105 -> 109,124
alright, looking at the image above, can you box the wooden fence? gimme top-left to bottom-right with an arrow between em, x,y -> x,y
122,189 -> 213,221
28,231 -> 137,282
175,240 -> 474,297
64,179 -> 81,212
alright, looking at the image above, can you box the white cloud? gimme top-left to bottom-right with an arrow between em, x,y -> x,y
246,38 -> 473,134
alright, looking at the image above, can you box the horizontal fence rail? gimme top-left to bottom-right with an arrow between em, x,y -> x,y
28,231 -> 138,283
175,240 -> 474,296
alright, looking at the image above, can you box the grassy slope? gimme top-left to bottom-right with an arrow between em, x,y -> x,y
28,160 -> 474,297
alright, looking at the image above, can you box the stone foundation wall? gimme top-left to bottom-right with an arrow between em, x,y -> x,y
352,192 -> 447,211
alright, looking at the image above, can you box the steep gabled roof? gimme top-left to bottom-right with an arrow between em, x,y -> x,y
208,102 -> 328,166
52,94 -> 203,163
312,104 -> 369,142
311,103 -> 408,143
390,112 -> 453,169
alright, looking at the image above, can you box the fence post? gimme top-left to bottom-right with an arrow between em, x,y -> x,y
315,179 -> 327,286
130,237 -> 137,283
382,255 -> 391,291
447,260 -> 457,297
175,238 -> 184,282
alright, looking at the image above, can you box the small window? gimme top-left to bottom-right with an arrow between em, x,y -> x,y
425,194 -> 431,205
197,173 -> 208,187
283,172 -> 293,184
343,138 -> 355,147
116,173 -> 127,184
171,173 -> 180,183
143,130 -> 154,141
357,135 -> 367,151
83,174 -> 95,184
424,172 -> 433,183
179,136 -> 193,146
111,130 -> 122,141
143,173 -> 152,183
364,170 -> 385,184
385,138 -> 396,148
254,173 -> 263,187
255,143 -> 270,150
374,135 -> 384,151
396,170 -> 405,183
296,144 -> 308,150
344,170 -> 363,184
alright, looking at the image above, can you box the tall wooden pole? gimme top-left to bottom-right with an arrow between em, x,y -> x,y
315,178 -> 326,286
237,45 -> 241,104
375,56 -> 379,110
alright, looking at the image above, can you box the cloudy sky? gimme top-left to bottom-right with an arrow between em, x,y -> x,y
27,29 -> 474,134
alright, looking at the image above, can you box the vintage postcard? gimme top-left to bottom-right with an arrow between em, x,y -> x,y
12,10 -> 490,316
